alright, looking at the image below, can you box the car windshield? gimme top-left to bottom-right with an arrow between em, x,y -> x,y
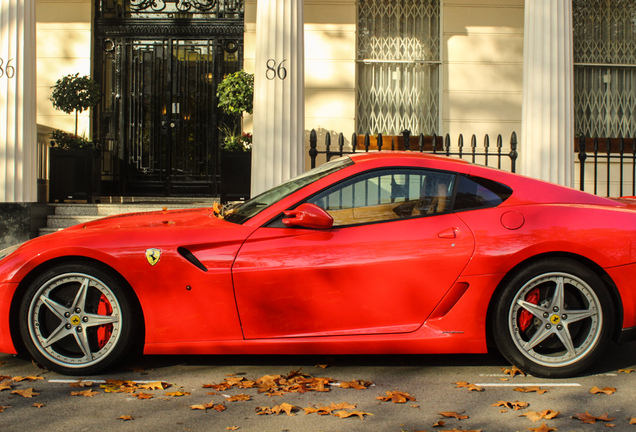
223,156 -> 354,224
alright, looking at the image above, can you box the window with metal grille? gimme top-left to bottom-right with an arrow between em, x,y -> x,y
573,0 -> 636,138
356,0 -> 441,135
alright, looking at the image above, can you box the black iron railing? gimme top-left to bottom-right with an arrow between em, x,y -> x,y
309,129 -> 518,173
577,134 -> 636,197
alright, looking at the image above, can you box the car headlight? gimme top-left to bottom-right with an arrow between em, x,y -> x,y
0,243 -> 22,261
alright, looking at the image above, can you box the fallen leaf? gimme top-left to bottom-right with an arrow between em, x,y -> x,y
454,381 -> 484,391
0,406 -> 10,413
0,381 -> 12,391
501,365 -> 525,377
167,390 -> 190,397
439,411 -> 469,420
520,410 -> 559,422
571,411 -> 615,424
138,381 -> 168,390
227,394 -> 251,402
432,420 -> 445,427
590,386 -> 616,395
526,421 -> 557,432
332,409 -> 373,420
315,364 -> 328,369
70,380 -> 94,388
514,386 -> 549,394
492,400 -> 529,411
12,388 -> 39,398
376,390 -> 416,403
619,368 -> 635,373
190,401 -> 225,411
70,389 -> 99,397
32,403 -> 45,408
339,380 -> 372,390
12,376 -> 43,382
117,415 -> 133,421
134,392 -> 153,399
629,417 -> 636,424
226,427 -> 239,431
257,402 -> 299,416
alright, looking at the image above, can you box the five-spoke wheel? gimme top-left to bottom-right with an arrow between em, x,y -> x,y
493,259 -> 614,378
19,263 -> 139,375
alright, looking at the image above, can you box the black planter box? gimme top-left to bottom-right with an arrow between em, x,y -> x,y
220,151 -> 251,203
49,149 -> 99,203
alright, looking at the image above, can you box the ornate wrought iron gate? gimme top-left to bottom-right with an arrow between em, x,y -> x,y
93,0 -> 244,196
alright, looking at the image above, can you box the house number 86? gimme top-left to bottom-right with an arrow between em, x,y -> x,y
266,59 -> 287,80
0,58 -> 16,79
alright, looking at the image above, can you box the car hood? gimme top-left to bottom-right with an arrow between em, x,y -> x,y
63,207 -> 226,231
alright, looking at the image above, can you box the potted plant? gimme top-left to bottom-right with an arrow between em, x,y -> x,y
48,73 -> 101,203
217,70 -> 254,203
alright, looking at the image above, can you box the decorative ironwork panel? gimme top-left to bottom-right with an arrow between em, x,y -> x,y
573,0 -> 636,137
98,0 -> 243,19
357,0 -> 440,135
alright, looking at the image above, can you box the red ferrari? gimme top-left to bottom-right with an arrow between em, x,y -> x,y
1,152 -> 635,377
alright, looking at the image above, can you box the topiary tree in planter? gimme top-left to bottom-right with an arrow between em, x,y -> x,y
50,73 -> 101,138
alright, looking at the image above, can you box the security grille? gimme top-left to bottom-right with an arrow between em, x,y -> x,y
357,0 -> 440,135
573,0 -> 636,137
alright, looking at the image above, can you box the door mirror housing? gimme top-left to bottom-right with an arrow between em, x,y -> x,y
282,203 -> 334,229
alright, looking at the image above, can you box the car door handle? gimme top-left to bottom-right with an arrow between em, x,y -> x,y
438,227 -> 459,239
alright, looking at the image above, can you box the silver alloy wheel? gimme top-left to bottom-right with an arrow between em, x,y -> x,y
508,272 -> 602,367
27,273 -> 122,369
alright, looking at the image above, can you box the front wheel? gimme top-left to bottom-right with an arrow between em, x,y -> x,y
19,262 -> 140,375
492,259 -> 614,378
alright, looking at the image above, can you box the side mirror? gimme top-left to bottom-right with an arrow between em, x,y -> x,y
282,203 -> 334,229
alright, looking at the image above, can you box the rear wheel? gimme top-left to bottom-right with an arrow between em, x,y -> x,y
19,263 -> 139,375
492,259 -> 614,378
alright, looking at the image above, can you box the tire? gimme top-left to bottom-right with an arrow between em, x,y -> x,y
19,262 -> 139,375
492,258 -> 614,378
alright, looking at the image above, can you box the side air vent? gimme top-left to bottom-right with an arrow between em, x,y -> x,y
177,247 -> 208,272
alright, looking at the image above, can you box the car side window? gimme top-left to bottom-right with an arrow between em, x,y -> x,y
453,174 -> 512,211
307,169 -> 456,227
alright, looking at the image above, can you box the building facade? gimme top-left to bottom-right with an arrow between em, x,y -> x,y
1,0 -> 635,202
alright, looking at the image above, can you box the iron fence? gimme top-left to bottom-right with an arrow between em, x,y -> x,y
309,129 -> 518,173
577,134 -> 636,197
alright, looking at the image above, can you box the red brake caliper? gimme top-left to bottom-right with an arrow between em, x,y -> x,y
96,295 -> 113,349
518,288 -> 540,332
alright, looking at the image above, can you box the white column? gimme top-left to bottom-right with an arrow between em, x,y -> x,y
0,0 -> 37,202
251,0 -> 304,196
520,0 -> 574,187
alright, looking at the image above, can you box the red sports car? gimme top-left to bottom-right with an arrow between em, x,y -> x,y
1,152 -> 635,377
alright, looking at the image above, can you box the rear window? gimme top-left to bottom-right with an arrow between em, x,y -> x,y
453,175 -> 512,211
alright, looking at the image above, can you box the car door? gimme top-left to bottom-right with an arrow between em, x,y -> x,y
232,168 -> 476,339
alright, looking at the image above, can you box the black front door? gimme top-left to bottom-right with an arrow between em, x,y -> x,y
94,1 -> 244,197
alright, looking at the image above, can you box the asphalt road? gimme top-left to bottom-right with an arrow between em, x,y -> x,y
2,343 -> 636,431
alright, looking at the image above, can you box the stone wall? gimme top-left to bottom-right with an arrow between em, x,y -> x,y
0,204 -> 53,250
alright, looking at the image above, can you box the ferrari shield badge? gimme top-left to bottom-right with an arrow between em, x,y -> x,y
145,248 -> 161,266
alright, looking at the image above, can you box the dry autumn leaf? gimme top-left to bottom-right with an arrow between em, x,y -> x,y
226,427 -> 239,431
12,388 -> 39,398
454,381 -> 484,391
70,389 -> 99,397
304,402 -> 357,415
491,400 -> 529,411
0,380 -> 12,391
338,380 -> 373,390
618,368 -> 635,373
525,421 -> 557,432
501,365 -> 525,377
12,376 -> 43,382
332,409 -> 373,420
70,380 -> 94,388
190,401 -> 226,412
134,392 -> 153,399
439,411 -> 469,420
166,390 -> 190,397
117,415 -> 133,421
226,394 -> 251,402
32,403 -> 45,408
0,406 -> 9,413
571,411 -> 615,424
590,386 -> 616,395
630,417 -> 636,424
138,381 -> 168,390
256,402 -> 300,416
514,386 -> 549,394
376,390 -> 416,403
519,410 -> 559,422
